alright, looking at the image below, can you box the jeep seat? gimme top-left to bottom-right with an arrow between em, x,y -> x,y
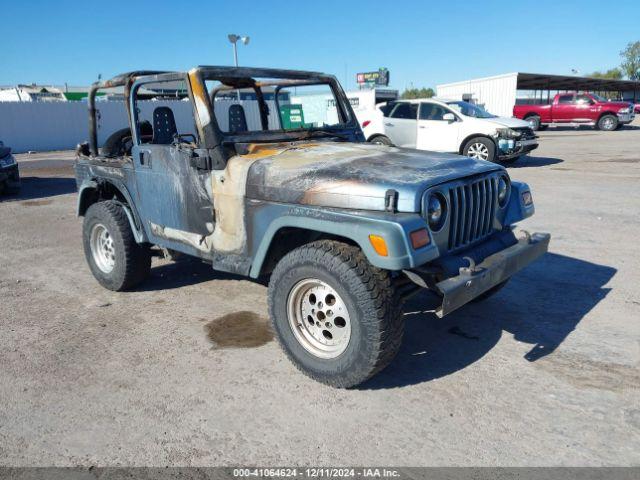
228,104 -> 248,134
152,107 -> 178,144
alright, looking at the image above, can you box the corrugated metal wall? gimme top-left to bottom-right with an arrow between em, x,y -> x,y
0,100 -> 275,153
436,73 -> 518,117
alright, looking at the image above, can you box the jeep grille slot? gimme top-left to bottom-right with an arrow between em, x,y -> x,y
448,176 -> 497,250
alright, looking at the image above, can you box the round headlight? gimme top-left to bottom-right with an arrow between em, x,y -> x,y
497,176 -> 510,207
427,193 -> 446,230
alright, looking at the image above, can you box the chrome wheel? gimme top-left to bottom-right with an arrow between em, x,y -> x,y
601,116 -> 615,130
287,278 -> 351,359
90,223 -> 115,273
467,142 -> 490,160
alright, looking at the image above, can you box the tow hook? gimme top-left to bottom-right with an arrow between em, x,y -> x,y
459,256 -> 480,276
519,229 -> 533,244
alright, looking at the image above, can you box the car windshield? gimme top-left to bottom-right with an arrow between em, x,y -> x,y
446,101 -> 497,119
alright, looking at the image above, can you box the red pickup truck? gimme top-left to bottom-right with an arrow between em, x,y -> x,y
513,93 -> 635,131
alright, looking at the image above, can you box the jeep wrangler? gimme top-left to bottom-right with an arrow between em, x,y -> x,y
75,67 -> 550,388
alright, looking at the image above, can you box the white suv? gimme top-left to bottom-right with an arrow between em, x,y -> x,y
362,98 -> 538,164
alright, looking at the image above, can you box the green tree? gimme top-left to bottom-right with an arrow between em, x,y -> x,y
590,68 -> 623,79
401,87 -> 435,99
620,41 -> 640,80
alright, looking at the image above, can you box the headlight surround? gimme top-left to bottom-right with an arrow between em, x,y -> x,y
618,107 -> 630,114
496,128 -> 521,139
427,192 -> 447,231
497,175 -> 510,207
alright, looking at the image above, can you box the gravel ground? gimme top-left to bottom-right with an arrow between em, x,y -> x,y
0,123 -> 639,467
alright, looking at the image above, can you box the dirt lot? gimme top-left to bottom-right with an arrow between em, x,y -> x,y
1,123 -> 639,467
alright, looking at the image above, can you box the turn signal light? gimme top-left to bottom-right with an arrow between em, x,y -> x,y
410,229 -> 430,250
368,234 -> 388,257
522,191 -> 533,206
362,120 -> 371,128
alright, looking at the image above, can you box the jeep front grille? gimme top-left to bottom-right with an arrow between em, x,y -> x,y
447,176 -> 498,251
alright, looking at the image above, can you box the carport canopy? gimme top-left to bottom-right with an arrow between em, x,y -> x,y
517,72 -> 640,96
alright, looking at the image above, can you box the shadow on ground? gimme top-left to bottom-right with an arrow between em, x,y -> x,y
0,176 -> 76,202
509,156 -> 563,168
361,252 -> 616,390
137,257 -> 259,292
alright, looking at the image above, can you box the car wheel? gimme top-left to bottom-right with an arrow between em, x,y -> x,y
463,137 -> 496,162
83,200 -> 151,291
526,115 -> 541,131
268,240 -> 404,388
369,135 -> 393,146
597,114 -> 618,131
538,124 -> 548,131
471,280 -> 509,303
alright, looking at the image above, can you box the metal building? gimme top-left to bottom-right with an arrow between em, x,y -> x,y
437,72 -> 640,117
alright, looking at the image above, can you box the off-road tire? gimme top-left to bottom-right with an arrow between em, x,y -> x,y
463,137 -> 496,162
82,201 -> 151,291
268,240 -> 404,388
525,115 -> 541,131
369,135 -> 393,146
597,114 -> 618,131
471,280 -> 509,303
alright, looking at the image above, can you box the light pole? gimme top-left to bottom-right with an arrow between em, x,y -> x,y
228,34 -> 250,101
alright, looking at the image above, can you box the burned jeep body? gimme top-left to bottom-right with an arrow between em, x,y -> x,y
75,66 -> 549,388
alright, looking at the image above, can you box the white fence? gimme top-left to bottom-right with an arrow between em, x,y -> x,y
0,99 -> 277,153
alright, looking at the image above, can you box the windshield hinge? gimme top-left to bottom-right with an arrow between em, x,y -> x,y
385,189 -> 398,213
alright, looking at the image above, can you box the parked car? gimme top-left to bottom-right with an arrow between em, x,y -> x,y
75,67 -> 549,388
513,92 -> 635,131
634,102 -> 640,115
0,141 -> 20,194
362,98 -> 538,164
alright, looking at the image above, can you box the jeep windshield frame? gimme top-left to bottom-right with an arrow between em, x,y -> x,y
196,66 -> 361,145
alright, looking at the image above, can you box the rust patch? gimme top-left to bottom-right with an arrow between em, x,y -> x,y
205,311 -> 273,349
21,199 -> 53,207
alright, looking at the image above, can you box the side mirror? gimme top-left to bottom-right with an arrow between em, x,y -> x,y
442,113 -> 456,123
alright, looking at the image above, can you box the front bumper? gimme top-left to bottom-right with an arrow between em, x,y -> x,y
434,231 -> 550,317
0,162 -> 20,187
618,112 -> 635,124
498,138 -> 539,160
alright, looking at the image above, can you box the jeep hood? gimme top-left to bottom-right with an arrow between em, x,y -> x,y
244,142 -> 501,212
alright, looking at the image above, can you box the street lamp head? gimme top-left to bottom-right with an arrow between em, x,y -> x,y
241,36 -> 250,45
228,34 -> 238,44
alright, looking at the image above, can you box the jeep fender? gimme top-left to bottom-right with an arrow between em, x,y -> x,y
248,204 -> 440,278
77,179 -> 147,243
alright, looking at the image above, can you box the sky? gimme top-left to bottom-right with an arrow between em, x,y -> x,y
2,0 -> 639,91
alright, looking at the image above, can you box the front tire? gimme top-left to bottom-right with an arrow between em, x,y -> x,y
463,137 -> 496,162
369,135 -> 393,146
597,114 -> 618,131
83,201 -> 151,291
268,240 -> 403,388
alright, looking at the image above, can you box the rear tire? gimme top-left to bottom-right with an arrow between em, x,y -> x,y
463,137 -> 496,162
268,240 -> 404,388
525,115 -> 541,131
369,135 -> 393,146
82,201 -> 151,291
597,114 -> 618,131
